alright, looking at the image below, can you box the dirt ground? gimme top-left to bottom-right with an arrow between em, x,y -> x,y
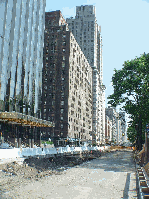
0,154 -> 100,198
0,150 -> 137,199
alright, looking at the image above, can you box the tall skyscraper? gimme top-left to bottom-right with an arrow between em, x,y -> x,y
0,0 -> 46,117
42,11 -> 92,145
119,112 -> 126,144
105,106 -> 118,143
0,0 -> 49,148
105,115 -> 112,143
67,5 -> 105,145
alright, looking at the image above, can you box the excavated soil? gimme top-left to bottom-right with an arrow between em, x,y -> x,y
0,153 -> 102,198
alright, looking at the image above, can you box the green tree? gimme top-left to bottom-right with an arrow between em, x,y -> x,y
127,126 -> 136,144
108,53 -> 149,150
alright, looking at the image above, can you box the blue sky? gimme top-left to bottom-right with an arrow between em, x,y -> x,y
46,0 -> 149,107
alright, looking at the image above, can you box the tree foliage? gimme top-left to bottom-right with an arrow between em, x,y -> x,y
108,53 -> 149,150
127,126 -> 137,144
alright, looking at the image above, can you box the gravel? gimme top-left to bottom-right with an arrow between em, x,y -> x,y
0,150 -> 137,199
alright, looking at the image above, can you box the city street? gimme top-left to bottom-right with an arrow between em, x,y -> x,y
1,150 -> 137,199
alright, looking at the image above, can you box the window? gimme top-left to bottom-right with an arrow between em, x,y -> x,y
62,41 -> 66,46
61,124 -> 63,128
61,109 -> 64,113
61,101 -> 64,105
62,62 -> 65,67
62,48 -> 65,52
61,117 -> 63,120
63,56 -> 65,60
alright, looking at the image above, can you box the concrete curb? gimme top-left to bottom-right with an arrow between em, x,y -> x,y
128,172 -> 138,198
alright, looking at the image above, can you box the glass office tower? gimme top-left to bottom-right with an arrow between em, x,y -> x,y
0,0 -> 46,118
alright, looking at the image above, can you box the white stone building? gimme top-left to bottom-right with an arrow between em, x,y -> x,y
105,107 -> 127,144
66,5 -> 105,145
105,115 -> 112,143
119,112 -> 127,144
68,33 -> 93,141
105,106 -> 118,143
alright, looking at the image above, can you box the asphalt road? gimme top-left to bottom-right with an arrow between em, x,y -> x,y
1,150 -> 138,199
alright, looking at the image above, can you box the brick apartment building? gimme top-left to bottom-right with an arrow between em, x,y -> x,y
42,11 -> 92,145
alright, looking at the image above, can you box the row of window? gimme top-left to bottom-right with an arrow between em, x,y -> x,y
43,107 -> 64,114
68,20 -> 94,25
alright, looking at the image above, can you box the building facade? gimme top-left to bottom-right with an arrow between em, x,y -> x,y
66,5 -> 105,145
0,0 -> 46,117
42,11 -> 92,145
0,0 -> 49,147
119,112 -> 127,144
105,115 -> 112,143
116,113 -> 121,144
105,107 -> 126,144
105,106 -> 118,143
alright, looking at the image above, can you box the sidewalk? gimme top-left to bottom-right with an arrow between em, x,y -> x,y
128,172 -> 138,198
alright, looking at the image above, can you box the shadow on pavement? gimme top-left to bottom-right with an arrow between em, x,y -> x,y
79,150 -> 136,173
